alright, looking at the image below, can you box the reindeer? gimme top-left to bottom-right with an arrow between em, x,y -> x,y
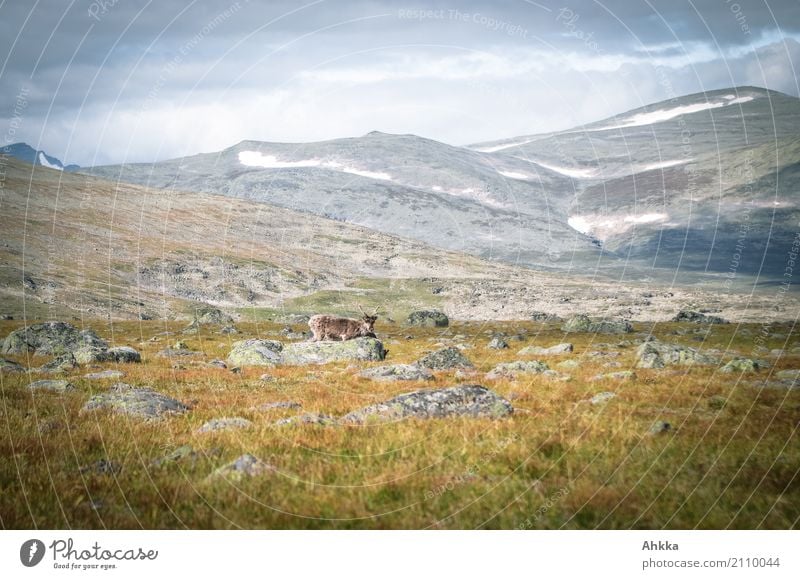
308,305 -> 381,342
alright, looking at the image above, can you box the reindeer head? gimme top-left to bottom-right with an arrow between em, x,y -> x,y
358,304 -> 381,336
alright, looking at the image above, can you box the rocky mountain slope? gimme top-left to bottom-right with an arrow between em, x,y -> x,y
2,157 -> 792,323
84,86 -> 800,283
3,142 -> 79,171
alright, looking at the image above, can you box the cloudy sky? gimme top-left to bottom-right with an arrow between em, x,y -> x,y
1,0 -> 798,165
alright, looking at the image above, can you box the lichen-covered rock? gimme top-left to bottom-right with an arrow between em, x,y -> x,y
488,337 -> 509,349
562,315 -> 633,334
28,379 -> 74,393
195,307 -> 234,325
208,454 -> 274,482
73,346 -> 113,364
416,346 -> 472,370
590,391 -> 617,405
556,359 -> 581,370
275,412 -> 337,426
280,337 -> 386,365
649,420 -> 673,435
635,340 -> 718,369
341,384 -> 513,423
2,322 -> 107,356
227,339 -> 283,367
155,347 -> 200,359
592,371 -> 636,381
359,364 -> 434,381
35,353 -> 77,374
720,358 -> 769,373
486,360 -> 550,379
406,310 -> 449,327
253,401 -> 302,411
83,386 -> 189,419
776,369 -> 800,381
672,310 -> 728,324
197,417 -> 252,433
85,369 -> 126,380
530,311 -> 562,322
108,346 -> 141,363
518,343 -> 573,356
0,358 -> 25,373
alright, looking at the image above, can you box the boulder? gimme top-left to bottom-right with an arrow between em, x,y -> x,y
518,343 -> 573,356
83,386 -> 189,419
341,384 -> 513,424
275,412 -> 337,426
197,417 -> 252,433
227,339 -> 283,367
592,371 -> 636,381
416,347 -> 473,370
85,369 -> 125,380
720,358 -> 769,373
406,310 -> 449,327
73,346 -> 113,364
359,364 -> 434,382
208,454 -> 274,482
2,322 -> 107,356
562,315 -> 633,334
672,310 -> 727,324
195,307 -> 234,325
0,358 -> 25,373
28,379 -> 74,393
35,353 -> 77,373
590,391 -> 617,405
488,337 -> 509,350
108,346 -> 141,363
486,360 -> 550,379
635,340 -> 718,369
530,311 -> 562,322
253,401 -> 302,411
280,337 -> 386,365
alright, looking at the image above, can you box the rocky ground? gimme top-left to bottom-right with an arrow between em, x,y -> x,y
1,316 -> 798,529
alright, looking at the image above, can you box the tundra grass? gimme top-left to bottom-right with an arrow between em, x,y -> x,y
0,319 -> 798,529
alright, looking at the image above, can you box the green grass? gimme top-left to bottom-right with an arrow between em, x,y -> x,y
0,319 -> 798,529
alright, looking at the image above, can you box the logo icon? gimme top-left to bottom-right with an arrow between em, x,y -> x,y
20,539 -> 45,567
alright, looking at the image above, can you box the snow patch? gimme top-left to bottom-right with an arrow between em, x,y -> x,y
535,161 -> 598,179
238,151 -> 392,181
641,159 -> 689,171
728,96 -> 754,105
38,152 -> 62,171
497,170 -> 529,180
474,138 -> 537,153
568,213 -> 668,240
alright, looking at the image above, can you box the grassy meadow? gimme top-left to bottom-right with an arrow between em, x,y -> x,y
1,318 -> 798,529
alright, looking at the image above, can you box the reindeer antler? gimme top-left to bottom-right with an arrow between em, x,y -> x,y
357,303 -> 367,316
373,304 -> 384,316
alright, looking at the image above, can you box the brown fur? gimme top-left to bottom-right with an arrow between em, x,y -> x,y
308,313 -> 377,341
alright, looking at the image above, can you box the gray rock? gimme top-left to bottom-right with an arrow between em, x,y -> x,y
219,325 -> 239,335
592,371 -> 636,381
530,311 -> 562,322
84,369 -> 125,380
406,310 -> 449,327
359,364 -> 434,381
556,359 -> 581,370
635,340 -> 718,369
281,337 -> 386,365
73,346 -> 113,364
197,417 -> 252,433
227,339 -> 283,367
156,347 -> 201,359
591,391 -> 617,405
152,444 -> 197,466
416,346 -> 473,370
2,322 -> 107,356
35,353 -> 77,373
707,395 -> 727,410
208,454 -> 274,481
253,401 -> 302,411
776,369 -> 800,381
195,307 -> 234,325
519,343 -> 573,356
83,387 -> 189,419
562,315 -> 633,334
342,384 -> 513,423
649,420 -> 673,435
720,358 -> 769,373
28,379 -> 74,393
275,412 -> 336,426
488,337 -> 509,349
672,310 -> 728,324
0,358 -> 25,373
108,346 -> 141,363
486,360 -> 550,379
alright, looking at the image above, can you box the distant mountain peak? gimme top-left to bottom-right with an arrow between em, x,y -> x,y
2,142 -> 79,171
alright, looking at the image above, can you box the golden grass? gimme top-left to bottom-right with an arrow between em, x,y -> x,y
0,319 -> 798,529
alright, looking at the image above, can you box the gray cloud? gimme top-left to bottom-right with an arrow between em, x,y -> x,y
1,0 -> 798,165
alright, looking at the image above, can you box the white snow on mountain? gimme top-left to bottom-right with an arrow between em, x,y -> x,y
38,152 -> 62,171
568,212 -> 668,239
238,151 -> 392,181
